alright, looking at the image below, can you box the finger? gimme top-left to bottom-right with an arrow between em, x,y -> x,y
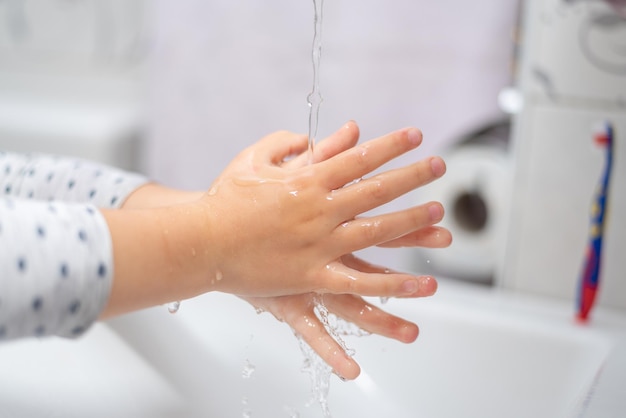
329,156 -> 446,220
377,226 -> 453,248
340,255 -> 438,297
333,202 -> 444,252
319,254 -> 438,298
253,130 -> 309,166
284,121 -> 360,168
293,311 -> 362,381
313,121 -> 360,164
244,295 -> 361,380
318,127 -> 423,190
283,297 -> 362,380
323,294 -> 419,343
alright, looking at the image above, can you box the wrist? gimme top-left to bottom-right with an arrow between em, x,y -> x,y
101,201 -> 216,318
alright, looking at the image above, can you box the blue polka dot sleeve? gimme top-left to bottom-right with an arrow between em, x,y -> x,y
0,152 -> 148,341
0,152 -> 147,208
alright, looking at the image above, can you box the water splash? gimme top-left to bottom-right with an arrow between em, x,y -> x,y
242,359 -> 256,379
297,333 -> 333,418
295,295 -> 372,417
283,405 -> 300,417
314,296 -> 357,356
296,5 -> 333,410
242,396 -> 252,418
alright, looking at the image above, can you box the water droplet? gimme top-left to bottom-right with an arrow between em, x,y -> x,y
242,396 -> 252,418
167,301 -> 181,314
215,270 -> 224,281
283,405 -> 300,418
344,177 -> 363,187
242,359 -> 256,379
191,248 -> 197,257
303,315 -> 318,329
255,307 -> 265,315
358,305 -> 373,316
379,297 -> 389,304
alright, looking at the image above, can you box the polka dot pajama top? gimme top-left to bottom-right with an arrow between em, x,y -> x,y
0,151 -> 148,341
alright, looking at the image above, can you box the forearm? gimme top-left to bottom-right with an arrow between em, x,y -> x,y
99,203 -> 215,318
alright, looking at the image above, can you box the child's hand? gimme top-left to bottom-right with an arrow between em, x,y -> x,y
106,121 -> 450,379
104,121 -> 449,328
200,121 -> 448,298
241,258 -> 423,381
235,121 -> 449,379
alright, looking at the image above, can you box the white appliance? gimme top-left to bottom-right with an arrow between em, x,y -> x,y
500,0 -> 626,312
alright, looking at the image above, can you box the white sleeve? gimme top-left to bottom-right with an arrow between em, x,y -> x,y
0,151 -> 149,341
0,151 -> 148,208
0,198 -> 113,340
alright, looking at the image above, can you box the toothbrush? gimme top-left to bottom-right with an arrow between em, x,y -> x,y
577,121 -> 614,322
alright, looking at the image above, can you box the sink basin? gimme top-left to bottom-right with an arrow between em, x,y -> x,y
0,324 -> 185,418
107,279 -> 614,418
0,279 -> 619,418
330,295 -> 611,418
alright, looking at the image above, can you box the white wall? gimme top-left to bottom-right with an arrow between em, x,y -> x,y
0,0 -> 147,170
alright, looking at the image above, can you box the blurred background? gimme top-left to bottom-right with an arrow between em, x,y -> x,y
0,0 -> 519,274
1,0 -> 624,306
2,2 -> 626,417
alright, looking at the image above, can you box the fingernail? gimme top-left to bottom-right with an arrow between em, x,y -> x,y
428,202 -> 444,222
430,157 -> 446,177
407,128 -> 422,146
419,275 -> 438,296
402,279 -> 419,294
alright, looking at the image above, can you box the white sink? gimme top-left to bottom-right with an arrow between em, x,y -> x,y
0,325 -> 185,418
107,279 -> 619,418
330,294 -> 611,418
1,279 -> 622,418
